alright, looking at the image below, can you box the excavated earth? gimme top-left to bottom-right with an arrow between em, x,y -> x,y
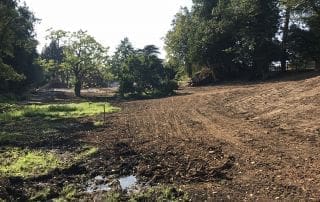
81,74 -> 320,200
1,73 -> 320,201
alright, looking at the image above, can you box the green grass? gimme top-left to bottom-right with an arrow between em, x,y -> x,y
0,102 -> 120,121
74,146 -> 98,160
0,148 -> 61,177
0,146 -> 98,178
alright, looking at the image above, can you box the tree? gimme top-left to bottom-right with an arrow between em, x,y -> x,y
63,30 -> 109,97
113,43 -> 178,96
40,39 -> 66,84
165,7 -> 194,77
110,37 -> 135,80
166,0 -> 281,80
283,0 -> 320,70
44,30 -> 109,96
0,0 -> 41,93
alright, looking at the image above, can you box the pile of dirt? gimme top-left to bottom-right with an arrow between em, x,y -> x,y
189,68 -> 216,86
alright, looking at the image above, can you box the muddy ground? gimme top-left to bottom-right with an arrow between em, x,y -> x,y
1,73 -> 320,201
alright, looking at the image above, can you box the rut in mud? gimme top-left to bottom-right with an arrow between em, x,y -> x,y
84,74 -> 320,200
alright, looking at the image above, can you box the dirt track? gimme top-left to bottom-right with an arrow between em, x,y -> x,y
84,75 -> 320,200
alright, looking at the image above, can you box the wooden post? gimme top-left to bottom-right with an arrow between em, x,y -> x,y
103,104 -> 106,125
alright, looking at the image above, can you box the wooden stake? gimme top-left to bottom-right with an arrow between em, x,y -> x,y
104,104 -> 106,125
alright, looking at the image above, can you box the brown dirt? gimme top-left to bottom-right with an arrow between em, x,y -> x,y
82,74 -> 320,200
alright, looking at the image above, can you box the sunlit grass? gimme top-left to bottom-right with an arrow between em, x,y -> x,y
0,148 -> 61,177
0,102 -> 120,121
0,146 -> 98,178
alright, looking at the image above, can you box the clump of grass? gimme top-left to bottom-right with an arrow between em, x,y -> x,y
94,120 -> 104,127
30,187 -> 53,201
0,102 -> 120,121
74,146 -> 98,161
0,146 -> 99,178
0,148 -> 61,177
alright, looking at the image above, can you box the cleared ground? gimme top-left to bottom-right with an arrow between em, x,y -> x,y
86,74 -> 320,200
1,73 -> 320,200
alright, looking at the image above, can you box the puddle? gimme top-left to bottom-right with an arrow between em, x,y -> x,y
85,175 -> 110,193
85,175 -> 137,193
119,175 -> 137,190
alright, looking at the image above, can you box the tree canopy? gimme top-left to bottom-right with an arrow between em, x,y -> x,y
0,0 -> 41,94
42,30 -> 110,96
165,0 -> 320,81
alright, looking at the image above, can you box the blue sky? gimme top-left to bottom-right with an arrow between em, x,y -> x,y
24,0 -> 192,58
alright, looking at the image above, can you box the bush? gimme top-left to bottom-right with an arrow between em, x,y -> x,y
160,80 -> 179,95
119,80 -> 134,96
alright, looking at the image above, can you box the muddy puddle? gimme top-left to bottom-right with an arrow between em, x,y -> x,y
86,175 -> 138,193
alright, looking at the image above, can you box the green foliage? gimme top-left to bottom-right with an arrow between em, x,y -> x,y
112,40 -> 178,97
40,30 -> 110,96
165,0 -> 320,81
0,0 -> 42,94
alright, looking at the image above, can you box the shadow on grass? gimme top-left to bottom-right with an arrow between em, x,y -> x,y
0,117 -> 95,149
0,101 -> 119,150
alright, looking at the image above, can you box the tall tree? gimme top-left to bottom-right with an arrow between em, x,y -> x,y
0,0 -> 41,93
110,37 -> 135,80
63,30 -> 109,96
165,7 -> 194,77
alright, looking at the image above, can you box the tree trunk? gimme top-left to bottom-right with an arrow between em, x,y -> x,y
74,80 -> 81,97
316,60 -> 320,71
281,8 -> 291,72
186,62 -> 192,78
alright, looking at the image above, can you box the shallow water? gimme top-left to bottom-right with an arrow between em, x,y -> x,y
119,175 -> 137,190
85,175 -> 137,193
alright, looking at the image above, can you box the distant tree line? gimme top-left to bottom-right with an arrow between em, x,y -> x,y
1,0 -> 320,98
165,0 -> 320,80
40,34 -> 177,97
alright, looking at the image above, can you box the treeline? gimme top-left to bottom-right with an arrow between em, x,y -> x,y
41,33 -> 177,97
0,0 -> 177,98
1,0 -> 319,98
165,0 -> 320,80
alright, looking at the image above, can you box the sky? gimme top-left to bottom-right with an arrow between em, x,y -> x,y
24,0 -> 193,58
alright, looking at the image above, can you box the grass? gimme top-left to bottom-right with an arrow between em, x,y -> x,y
102,186 -> 189,202
0,146 -> 98,178
0,102 -> 120,121
0,148 -> 61,177
30,187 -> 53,201
74,146 -> 98,160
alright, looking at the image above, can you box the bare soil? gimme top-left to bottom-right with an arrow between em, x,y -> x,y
84,74 -> 320,200
1,73 -> 320,201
